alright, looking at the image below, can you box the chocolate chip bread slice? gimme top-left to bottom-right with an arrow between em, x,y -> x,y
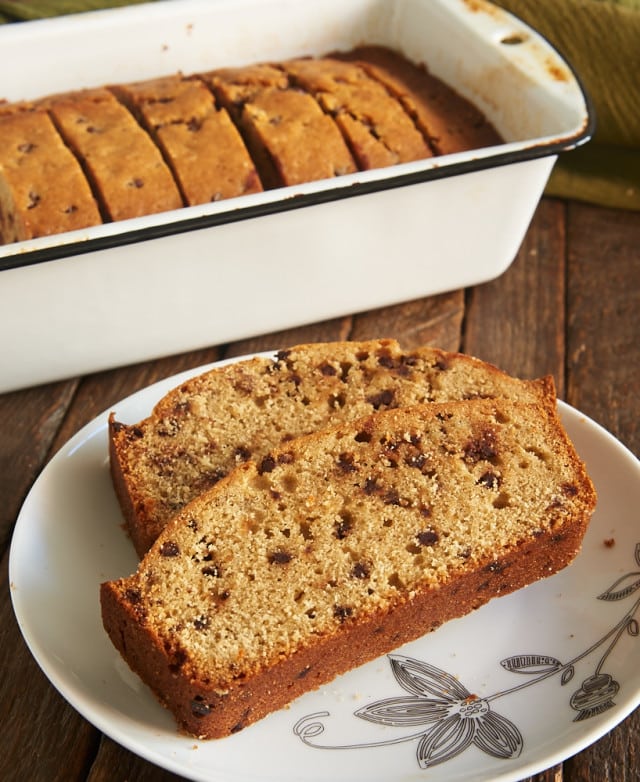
0,110 -> 101,243
283,56 -> 432,170
336,46 -> 502,156
109,75 -> 262,205
47,88 -> 183,221
109,340 -> 558,556
101,396 -> 596,739
202,64 -> 357,188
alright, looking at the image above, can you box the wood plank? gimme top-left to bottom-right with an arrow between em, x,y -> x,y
227,292 -> 464,359
564,712 -> 640,781
1,552 -> 98,782
225,315 -> 351,358
349,291 -> 464,352
566,202 -> 640,453
463,199 -> 567,393
0,379 -> 77,552
87,735 -> 184,781
563,202 -> 640,781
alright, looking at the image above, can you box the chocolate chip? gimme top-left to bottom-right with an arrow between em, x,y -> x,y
434,357 -> 450,370
406,452 -> 428,470
160,541 -> 180,557
363,477 -> 379,495
191,696 -> 211,718
319,362 -> 337,376
235,446 -> 251,461
355,430 -> 372,443
337,452 -> 357,473
124,588 -> 142,604
367,389 -> 395,409
463,430 -> 498,463
383,489 -> 401,506
334,605 -> 353,623
268,549 -> 292,565
376,352 -> 411,376
376,351 -> 396,368
334,514 -> 353,539
26,191 -> 40,209
351,562 -> 370,579
477,471 -> 500,489
275,349 -> 291,363
202,564 -> 221,577
417,529 -> 439,546
258,455 -> 276,474
230,708 -> 251,733
194,615 -> 210,631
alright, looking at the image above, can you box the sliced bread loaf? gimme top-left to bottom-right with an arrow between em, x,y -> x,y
101,396 -> 596,739
109,340 -> 557,556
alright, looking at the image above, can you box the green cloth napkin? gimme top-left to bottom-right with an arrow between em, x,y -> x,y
495,0 -> 640,210
2,0 -> 638,209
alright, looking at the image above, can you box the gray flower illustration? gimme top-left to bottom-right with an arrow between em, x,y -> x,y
355,654 -> 523,768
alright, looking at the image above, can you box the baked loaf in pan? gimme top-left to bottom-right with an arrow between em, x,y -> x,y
101,395 -> 596,739
109,339 -> 555,556
0,46 -> 502,244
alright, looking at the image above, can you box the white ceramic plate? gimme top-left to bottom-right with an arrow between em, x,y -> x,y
10,356 -> 640,782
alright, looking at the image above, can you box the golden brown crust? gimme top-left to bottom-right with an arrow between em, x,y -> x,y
101,517 -> 589,738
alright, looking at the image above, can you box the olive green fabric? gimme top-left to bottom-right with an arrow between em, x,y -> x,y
1,0 -> 638,209
495,0 -> 640,210
0,0 -> 155,19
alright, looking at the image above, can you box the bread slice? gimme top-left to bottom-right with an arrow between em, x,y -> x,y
46,88 -> 183,221
101,396 -> 596,739
283,56 -> 432,169
109,76 -> 262,205
109,340 -> 557,556
0,110 -> 101,243
204,64 -> 357,188
336,46 -> 502,156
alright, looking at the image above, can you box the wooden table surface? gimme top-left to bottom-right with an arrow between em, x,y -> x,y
1,197 -> 638,781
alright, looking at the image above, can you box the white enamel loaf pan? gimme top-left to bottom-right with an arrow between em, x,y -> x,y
0,0 -> 593,393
